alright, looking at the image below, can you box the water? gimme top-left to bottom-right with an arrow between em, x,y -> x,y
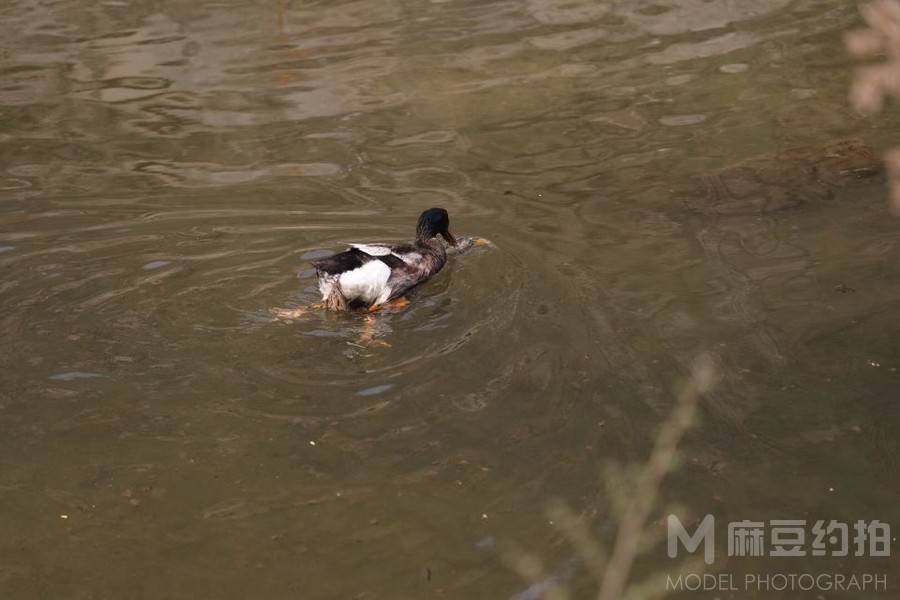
2,0 -> 899,598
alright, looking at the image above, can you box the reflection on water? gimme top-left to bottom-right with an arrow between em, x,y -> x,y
2,0 -> 899,597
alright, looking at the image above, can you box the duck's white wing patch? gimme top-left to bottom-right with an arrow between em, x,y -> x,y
338,259 -> 392,304
350,243 -> 392,257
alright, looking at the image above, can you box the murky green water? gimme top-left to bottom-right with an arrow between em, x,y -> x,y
2,0 -> 899,598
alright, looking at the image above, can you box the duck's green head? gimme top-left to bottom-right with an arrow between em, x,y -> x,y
416,207 -> 456,246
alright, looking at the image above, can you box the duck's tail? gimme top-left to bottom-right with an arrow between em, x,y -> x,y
318,273 -> 348,311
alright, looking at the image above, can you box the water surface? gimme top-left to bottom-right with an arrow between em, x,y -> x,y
2,0 -> 899,598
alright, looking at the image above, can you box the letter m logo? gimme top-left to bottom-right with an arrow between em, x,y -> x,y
668,514 -> 715,565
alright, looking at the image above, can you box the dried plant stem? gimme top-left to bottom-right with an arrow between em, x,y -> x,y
597,356 -> 715,600
847,0 -> 900,214
546,499 -> 607,581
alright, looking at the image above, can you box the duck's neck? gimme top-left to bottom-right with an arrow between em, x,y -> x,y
415,236 -> 446,254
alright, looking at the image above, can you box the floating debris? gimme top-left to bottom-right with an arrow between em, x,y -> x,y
719,62 -> 749,73
659,114 -> 707,126
49,372 -> 106,381
510,558 -> 578,600
475,536 -> 496,550
142,260 -> 172,270
357,384 -> 394,396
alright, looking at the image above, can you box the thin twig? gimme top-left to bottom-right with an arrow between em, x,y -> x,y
597,355 -> 716,600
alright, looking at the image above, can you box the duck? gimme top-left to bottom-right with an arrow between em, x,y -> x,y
312,207 -> 466,312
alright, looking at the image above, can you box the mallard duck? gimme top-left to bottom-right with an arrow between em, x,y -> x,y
312,207 -> 460,311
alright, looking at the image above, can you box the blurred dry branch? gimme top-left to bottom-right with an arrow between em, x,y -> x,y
596,355 -> 715,600
505,355 -> 716,600
847,0 -> 900,213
